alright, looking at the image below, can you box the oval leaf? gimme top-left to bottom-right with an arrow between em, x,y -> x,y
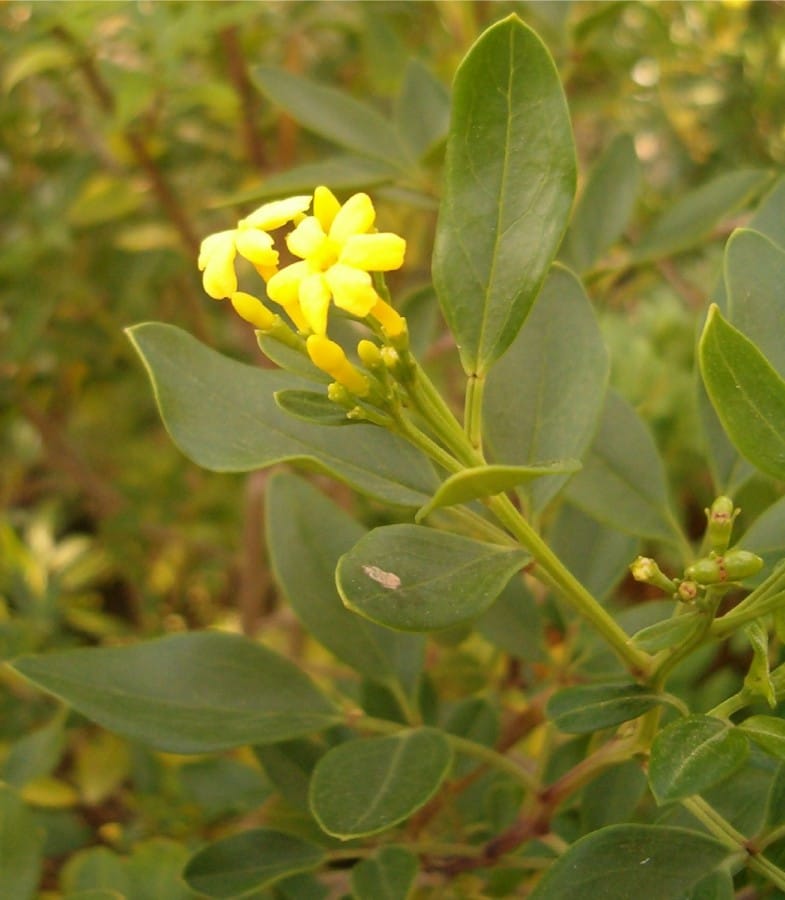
337,525 -> 529,632
11,633 -> 340,753
739,715 -> 785,761
0,786 -> 43,900
183,829 -> 325,898
432,15 -> 576,374
351,846 -> 419,900
267,473 -> 424,693
547,683 -> 665,734
699,305 -> 785,481
310,728 -> 452,838
630,612 -> 704,653
415,460 -> 580,522
529,824 -> 732,900
649,714 -> 749,804
127,323 -> 438,507
274,390 -> 355,426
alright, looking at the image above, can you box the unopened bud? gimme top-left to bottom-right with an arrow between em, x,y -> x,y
685,549 -> 763,585
357,339 -> 383,370
677,580 -> 699,603
630,556 -> 677,593
705,496 -> 738,554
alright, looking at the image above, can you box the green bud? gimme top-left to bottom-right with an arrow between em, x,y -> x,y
685,549 -> 763,585
629,556 -> 676,593
677,580 -> 699,603
327,382 -> 353,407
705,496 -> 738,553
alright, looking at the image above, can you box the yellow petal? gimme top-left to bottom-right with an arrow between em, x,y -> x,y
198,230 -> 235,271
202,243 -> 238,299
339,233 -> 406,271
324,264 -> 378,317
266,260 -> 309,307
234,229 -> 278,267
230,292 -> 276,330
370,298 -> 407,338
306,335 -> 369,396
313,186 -> 341,232
329,192 -> 375,244
299,272 -> 331,335
239,195 -> 312,230
286,216 -> 329,260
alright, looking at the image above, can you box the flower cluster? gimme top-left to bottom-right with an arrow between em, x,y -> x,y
198,187 -> 407,341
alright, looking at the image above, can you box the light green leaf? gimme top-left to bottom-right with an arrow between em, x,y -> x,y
127,323 -> 438,507
126,840 -> 196,900
699,305 -> 785,481
310,729 -> 452,838
337,525 -> 529,632
631,613 -> 704,653
3,42 -> 74,92
183,829 -> 325,898
561,133 -> 640,273
739,715 -> 785,761
432,15 -> 576,374
11,633 -> 340,753
747,175 -> 785,250
274,390 -> 354,426
2,712 -> 66,787
649,715 -> 749,803
633,169 -> 772,261
529,824 -> 731,900
266,473 -> 424,692
0,786 -> 43,900
547,683 -> 665,734
252,67 -> 407,167
60,847 -> 131,896
484,266 -> 609,513
687,870 -> 735,900
415,460 -> 580,522
395,59 -> 449,162
564,390 -> 681,544
351,846 -> 418,900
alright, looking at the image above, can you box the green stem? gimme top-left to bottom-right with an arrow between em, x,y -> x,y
707,688 -> 753,720
760,821 -> 785,851
748,854 -> 785,892
712,589 -> 785,638
681,796 -> 747,849
487,494 -> 652,676
464,372 -> 485,452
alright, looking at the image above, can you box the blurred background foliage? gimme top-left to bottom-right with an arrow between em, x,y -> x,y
3,0 -> 785,895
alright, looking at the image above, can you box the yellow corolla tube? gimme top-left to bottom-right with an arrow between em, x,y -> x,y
306,335 -> 370,397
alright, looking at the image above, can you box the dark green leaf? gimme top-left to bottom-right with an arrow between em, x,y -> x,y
475,577 -> 547,663
484,266 -> 609,513
252,67 -> 406,167
274,390 -> 354,426
699,305 -> 785,481
565,390 -> 682,544
183,829 -> 325,898
12,633 -> 340,753
351,846 -> 418,900
336,525 -> 529,631
631,613 -> 704,653
432,15 -> 576,374
686,870 -> 735,900
649,715 -> 749,803
581,761 -> 648,831
415,460 -> 580,522
562,133 -> 640,272
0,786 -> 43,900
267,473 -> 424,692
739,715 -> 785,761
633,169 -> 772,261
547,683 -> 665,734
127,323 -> 438,507
530,824 -> 731,900
310,728 -> 452,838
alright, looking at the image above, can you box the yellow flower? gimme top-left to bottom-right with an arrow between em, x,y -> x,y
306,335 -> 370,396
197,195 -> 311,300
266,187 -> 406,335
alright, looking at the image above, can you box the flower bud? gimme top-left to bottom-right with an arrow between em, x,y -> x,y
677,580 -> 699,603
685,549 -> 763,585
630,556 -> 677,593
705,496 -> 738,554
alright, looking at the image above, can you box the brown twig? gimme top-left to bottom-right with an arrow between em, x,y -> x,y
219,26 -> 267,171
236,469 -> 273,636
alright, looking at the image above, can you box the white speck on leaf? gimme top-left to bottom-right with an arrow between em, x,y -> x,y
362,565 -> 401,590
639,857 -> 651,865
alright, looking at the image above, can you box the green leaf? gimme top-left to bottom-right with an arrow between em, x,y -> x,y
61,847 -> 131,896
432,15 -> 576,374
183,829 -> 325,898
547,683 -> 665,734
737,494 -> 785,577
252,67 -> 407,167
529,824 -> 731,900
699,305 -> 785,481
274,390 -> 354,426
687,870 -> 735,900
3,42 -> 74,92
2,712 -> 66,787
739,715 -> 785,761
336,525 -> 529,632
565,390 -> 681,544
649,715 -> 749,803
726,228 -> 785,377
631,612 -> 704,653
395,60 -> 449,162
215,156 -> 398,207
415,460 -> 580,522
11,633 -> 340,753
561,133 -> 640,273
475,577 -> 547,663
633,169 -> 772,261
126,840 -> 196,900
351,846 -> 418,900
765,761 -> 785,827
266,473 -> 424,692
747,175 -> 785,250
0,786 -> 43,900
310,729 -> 452,838
484,266 -> 609,513
581,761 -> 648,831
127,323 -> 438,507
